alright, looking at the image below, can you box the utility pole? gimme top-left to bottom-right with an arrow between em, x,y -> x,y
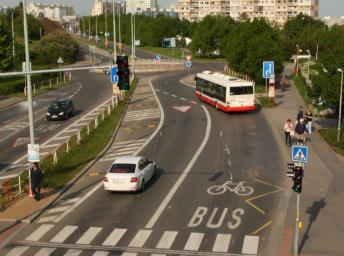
105,6 -> 108,48
112,0 -> 117,63
22,0 -> 35,145
96,15 -> 98,45
131,0 -> 135,77
11,12 -> 15,59
337,69 -> 343,143
118,3 -> 122,54
83,16 -> 85,37
88,16 -> 91,43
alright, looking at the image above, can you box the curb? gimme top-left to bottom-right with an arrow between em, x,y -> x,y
0,78 -> 137,245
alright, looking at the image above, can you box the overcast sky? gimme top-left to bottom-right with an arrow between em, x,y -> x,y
0,0 -> 343,16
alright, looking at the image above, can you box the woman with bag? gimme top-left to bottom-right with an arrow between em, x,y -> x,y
284,119 -> 294,147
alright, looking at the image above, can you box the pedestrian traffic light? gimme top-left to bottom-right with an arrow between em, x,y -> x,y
292,166 -> 303,193
116,55 -> 130,90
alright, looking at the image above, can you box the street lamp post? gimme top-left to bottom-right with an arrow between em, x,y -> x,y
112,0 -> 117,63
130,0 -> 135,77
95,15 -> 98,45
296,44 -> 299,75
306,50 -> 311,85
118,3 -> 122,54
337,69 -> 343,142
105,7 -> 108,48
11,12 -> 15,59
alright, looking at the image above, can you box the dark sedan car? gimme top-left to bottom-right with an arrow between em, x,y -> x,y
46,99 -> 75,121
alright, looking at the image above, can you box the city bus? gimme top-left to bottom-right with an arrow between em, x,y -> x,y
195,71 -> 256,112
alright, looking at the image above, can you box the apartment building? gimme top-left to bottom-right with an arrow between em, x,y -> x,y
26,2 -> 75,23
125,0 -> 158,14
91,0 -> 125,16
176,0 -> 319,24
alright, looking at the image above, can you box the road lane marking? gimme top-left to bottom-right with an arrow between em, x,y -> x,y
111,139 -> 146,146
92,251 -> 109,256
76,227 -> 102,244
41,144 -> 61,149
60,198 -> 80,205
25,224 -> 54,241
184,232 -> 204,251
128,229 -> 152,247
34,247 -> 56,256
37,216 -> 57,223
212,234 -> 231,252
50,225 -> 78,243
145,105 -> 211,229
102,228 -> 127,246
251,220 -> 273,235
241,235 -> 259,255
156,231 -> 178,249
47,206 -> 70,214
5,246 -> 29,256
64,249 -> 82,256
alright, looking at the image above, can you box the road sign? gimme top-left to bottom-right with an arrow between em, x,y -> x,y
185,60 -> 192,68
292,146 -> 309,163
110,66 -> 118,83
28,144 -> 40,162
263,61 -> 274,78
57,57 -> 64,64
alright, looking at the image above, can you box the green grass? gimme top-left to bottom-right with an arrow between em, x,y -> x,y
41,81 -> 136,189
255,85 -> 267,94
292,75 -> 312,105
319,128 -> 344,156
257,96 -> 277,108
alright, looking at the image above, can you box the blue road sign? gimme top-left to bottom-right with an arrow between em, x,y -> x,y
292,146 -> 309,163
263,61 -> 274,78
111,66 -> 118,83
186,60 -> 192,68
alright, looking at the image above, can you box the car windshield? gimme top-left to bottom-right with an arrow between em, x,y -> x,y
109,163 -> 136,173
50,102 -> 67,109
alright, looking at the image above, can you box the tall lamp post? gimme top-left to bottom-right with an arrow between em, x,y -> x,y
112,0 -> 117,63
11,12 -> 15,59
306,50 -> 311,85
296,44 -> 299,75
118,2 -> 122,54
337,68 -> 343,142
130,0 -> 135,77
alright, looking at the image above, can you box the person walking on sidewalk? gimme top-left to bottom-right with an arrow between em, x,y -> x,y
30,162 -> 44,201
284,118 -> 294,146
296,106 -> 304,123
295,118 -> 308,145
305,108 -> 313,134
280,75 -> 288,91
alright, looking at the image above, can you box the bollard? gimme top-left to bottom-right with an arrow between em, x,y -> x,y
53,151 -> 57,165
69,72 -> 72,80
49,79 -> 52,89
66,140 -> 69,153
108,105 -> 111,115
18,175 -> 22,194
64,73 -> 66,83
111,97 -> 115,108
87,124 -> 90,135
95,117 -> 98,129
33,84 -> 36,94
102,111 -> 105,121
77,131 -> 81,144
57,77 -> 59,85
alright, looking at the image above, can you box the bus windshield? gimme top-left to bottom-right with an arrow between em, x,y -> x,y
230,86 -> 253,95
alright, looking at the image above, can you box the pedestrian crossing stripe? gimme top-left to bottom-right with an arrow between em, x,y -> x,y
292,146 -> 309,163
7,225 -> 260,255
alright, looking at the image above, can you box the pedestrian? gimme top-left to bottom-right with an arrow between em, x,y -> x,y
30,162 -> 43,201
284,118 -> 294,146
305,108 -> 313,134
295,118 -> 308,145
280,75 -> 288,91
296,106 -> 304,123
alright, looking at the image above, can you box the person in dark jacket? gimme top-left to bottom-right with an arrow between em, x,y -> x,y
295,118 -> 308,145
30,162 -> 43,201
296,106 -> 304,122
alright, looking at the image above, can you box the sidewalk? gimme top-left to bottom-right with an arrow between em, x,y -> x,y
264,64 -> 344,255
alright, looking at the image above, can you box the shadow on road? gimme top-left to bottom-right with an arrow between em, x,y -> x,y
299,198 -> 326,253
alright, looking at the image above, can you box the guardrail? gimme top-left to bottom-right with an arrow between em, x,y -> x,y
30,72 -> 73,94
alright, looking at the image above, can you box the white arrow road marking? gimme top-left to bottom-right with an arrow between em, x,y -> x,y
172,106 -> 191,113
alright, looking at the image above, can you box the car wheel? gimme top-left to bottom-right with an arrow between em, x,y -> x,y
140,180 -> 145,192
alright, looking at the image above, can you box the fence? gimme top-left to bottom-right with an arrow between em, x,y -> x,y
27,72 -> 73,95
0,94 -> 119,208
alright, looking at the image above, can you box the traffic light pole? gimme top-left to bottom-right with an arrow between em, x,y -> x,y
294,193 -> 300,256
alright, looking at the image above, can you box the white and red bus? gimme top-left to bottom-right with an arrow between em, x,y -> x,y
195,71 -> 256,112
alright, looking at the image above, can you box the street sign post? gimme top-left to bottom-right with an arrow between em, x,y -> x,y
28,144 -> 40,162
263,61 -> 274,78
292,145 -> 309,163
185,60 -> 192,68
110,66 -> 118,83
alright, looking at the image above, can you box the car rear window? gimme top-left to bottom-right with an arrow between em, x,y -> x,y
109,163 -> 136,173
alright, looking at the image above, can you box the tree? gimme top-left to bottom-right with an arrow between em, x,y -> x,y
0,21 -> 14,71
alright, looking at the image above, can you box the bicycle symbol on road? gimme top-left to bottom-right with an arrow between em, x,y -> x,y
207,180 -> 254,196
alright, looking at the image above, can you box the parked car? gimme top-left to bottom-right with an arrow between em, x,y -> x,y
103,156 -> 156,192
46,99 -> 75,121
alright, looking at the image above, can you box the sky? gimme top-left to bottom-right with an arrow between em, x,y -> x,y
0,0 -> 343,17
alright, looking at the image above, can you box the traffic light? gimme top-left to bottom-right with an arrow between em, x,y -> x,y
116,56 -> 130,90
292,166 -> 303,193
286,163 -> 303,193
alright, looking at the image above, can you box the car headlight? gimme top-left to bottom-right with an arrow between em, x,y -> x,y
58,112 -> 64,115
46,112 -> 51,116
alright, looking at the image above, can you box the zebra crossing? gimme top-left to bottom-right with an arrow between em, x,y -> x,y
35,198 -> 81,224
0,121 -> 28,132
99,139 -> 147,163
7,224 -> 260,255
123,109 -> 160,122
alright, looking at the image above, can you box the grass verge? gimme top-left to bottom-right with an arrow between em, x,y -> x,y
319,128 -> 344,156
292,75 -> 312,105
257,96 -> 277,108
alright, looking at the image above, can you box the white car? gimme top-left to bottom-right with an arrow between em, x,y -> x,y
103,156 -> 156,192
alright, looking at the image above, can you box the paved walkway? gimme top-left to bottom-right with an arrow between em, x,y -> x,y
263,64 -> 344,256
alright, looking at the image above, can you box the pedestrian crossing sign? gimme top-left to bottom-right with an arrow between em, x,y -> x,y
292,146 -> 309,163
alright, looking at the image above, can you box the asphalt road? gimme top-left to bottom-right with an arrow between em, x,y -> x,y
0,61 -> 286,255
0,46 -> 113,177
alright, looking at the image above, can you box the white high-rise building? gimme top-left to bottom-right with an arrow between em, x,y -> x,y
26,2 -> 75,23
125,0 -> 158,14
176,0 -> 319,24
91,0 -> 125,16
